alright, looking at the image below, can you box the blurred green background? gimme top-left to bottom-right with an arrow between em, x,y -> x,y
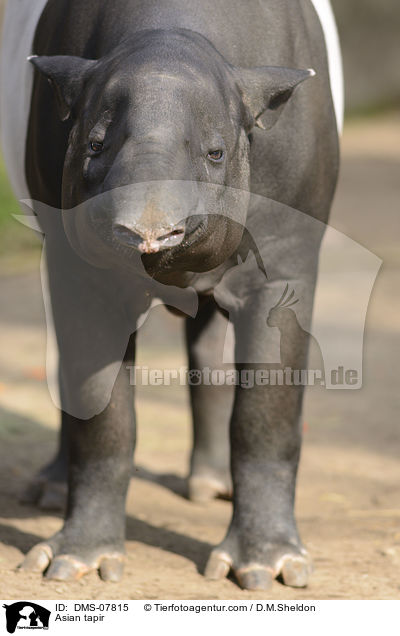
0,2 -> 38,270
0,155 -> 40,272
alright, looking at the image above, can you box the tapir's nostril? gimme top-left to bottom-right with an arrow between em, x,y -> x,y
154,228 -> 186,249
113,224 -> 143,249
113,223 -> 185,253
157,228 -> 184,241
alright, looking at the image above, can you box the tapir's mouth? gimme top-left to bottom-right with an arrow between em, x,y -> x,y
139,228 -> 185,253
111,198 -> 208,256
140,215 -> 209,274
113,224 -> 186,253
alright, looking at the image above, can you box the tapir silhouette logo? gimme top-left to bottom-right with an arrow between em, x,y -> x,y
2,602 -> 50,633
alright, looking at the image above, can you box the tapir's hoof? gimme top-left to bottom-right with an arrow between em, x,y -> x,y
20,477 -> 67,511
204,546 -> 312,590
280,554 -> 312,587
18,538 -> 124,582
188,474 -> 232,503
236,566 -> 274,591
18,543 -> 53,573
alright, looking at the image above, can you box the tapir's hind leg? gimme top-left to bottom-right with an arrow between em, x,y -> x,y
185,299 -> 234,502
20,404 -> 69,511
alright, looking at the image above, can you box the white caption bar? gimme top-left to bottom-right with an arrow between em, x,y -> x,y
1,600 -> 399,635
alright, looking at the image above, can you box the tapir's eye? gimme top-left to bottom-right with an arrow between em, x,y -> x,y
90,141 -> 104,154
207,149 -> 224,163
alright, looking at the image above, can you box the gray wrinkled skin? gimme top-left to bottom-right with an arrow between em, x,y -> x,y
19,0 -> 339,589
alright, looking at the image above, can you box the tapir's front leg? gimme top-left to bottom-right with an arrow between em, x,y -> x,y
20,341 -> 136,581
206,281 -> 315,591
19,229 -> 145,580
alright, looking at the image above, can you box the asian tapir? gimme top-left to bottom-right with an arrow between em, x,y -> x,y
0,0 -> 342,589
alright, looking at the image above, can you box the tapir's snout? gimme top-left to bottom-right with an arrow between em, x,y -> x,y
113,221 -> 186,253
104,180 -> 205,256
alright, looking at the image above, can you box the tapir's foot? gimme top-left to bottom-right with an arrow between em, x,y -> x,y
20,460 -> 68,511
18,533 -> 124,582
188,469 -> 232,503
204,535 -> 312,590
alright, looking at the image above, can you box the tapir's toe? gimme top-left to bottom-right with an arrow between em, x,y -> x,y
204,550 -> 232,580
44,553 -> 124,581
45,555 -> 90,581
18,543 -> 53,574
236,566 -> 274,591
98,555 -> 125,582
280,554 -> 312,587
204,544 -> 312,591
18,536 -> 124,582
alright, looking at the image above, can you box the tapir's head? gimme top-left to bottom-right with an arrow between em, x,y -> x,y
31,29 -> 313,277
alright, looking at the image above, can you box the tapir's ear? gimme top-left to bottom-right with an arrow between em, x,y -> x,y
233,66 -> 315,131
28,55 -> 97,121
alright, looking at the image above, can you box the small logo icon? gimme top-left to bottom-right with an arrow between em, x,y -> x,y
2,602 -> 51,633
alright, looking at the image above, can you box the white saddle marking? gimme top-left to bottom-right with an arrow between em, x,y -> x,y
0,0 -> 49,200
310,0 -> 344,134
0,1 -> 58,405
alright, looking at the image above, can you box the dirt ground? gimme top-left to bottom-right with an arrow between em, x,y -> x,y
0,115 -> 399,600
